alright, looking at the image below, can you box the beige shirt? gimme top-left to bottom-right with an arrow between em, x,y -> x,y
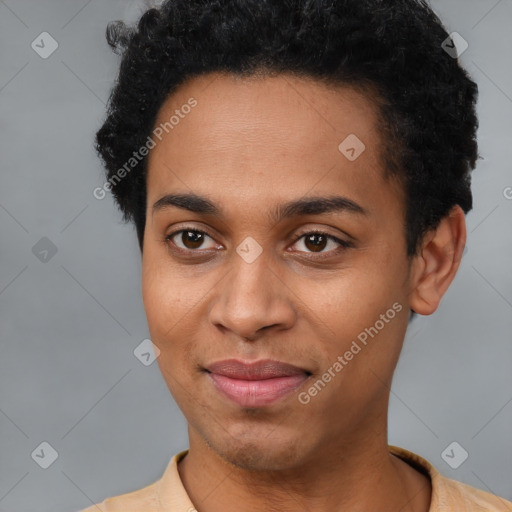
81,446 -> 512,511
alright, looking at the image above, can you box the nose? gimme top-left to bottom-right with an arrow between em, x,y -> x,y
208,246 -> 296,341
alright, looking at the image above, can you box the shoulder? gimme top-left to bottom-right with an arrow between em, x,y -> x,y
433,473 -> 512,511
79,450 -> 192,512
79,480 -> 160,512
389,445 -> 512,511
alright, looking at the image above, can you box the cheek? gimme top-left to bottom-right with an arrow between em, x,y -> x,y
310,263 -> 408,364
314,268 -> 392,322
142,262 -> 165,332
141,258 -> 205,371
142,243 -> 186,318
142,253 -> 180,348
142,271 -> 196,402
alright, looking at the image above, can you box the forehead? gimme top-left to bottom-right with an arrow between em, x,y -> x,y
150,72 -> 382,154
146,72 -> 398,216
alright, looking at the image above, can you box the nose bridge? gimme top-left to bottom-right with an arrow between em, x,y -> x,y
225,242 -> 275,310
209,239 -> 294,338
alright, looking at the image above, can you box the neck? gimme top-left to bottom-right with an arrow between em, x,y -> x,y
177,426 -> 431,512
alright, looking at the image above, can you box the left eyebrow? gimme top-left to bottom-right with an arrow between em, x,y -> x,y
152,192 -> 369,223
270,195 -> 369,223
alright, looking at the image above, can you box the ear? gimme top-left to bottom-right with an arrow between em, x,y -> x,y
409,205 -> 466,315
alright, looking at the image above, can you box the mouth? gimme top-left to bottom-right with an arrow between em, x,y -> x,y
205,359 -> 311,408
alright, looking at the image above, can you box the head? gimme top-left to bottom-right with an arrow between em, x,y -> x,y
96,0 -> 478,470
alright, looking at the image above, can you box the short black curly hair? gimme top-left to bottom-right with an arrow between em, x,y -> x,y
96,0 -> 478,256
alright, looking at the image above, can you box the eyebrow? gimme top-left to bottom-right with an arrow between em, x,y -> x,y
152,192 -> 369,223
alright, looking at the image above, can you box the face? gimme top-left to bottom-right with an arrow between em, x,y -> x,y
142,72 -> 413,471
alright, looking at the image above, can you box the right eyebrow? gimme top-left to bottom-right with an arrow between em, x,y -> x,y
152,193 -> 219,217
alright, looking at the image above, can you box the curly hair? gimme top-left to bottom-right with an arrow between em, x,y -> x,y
96,0 -> 478,256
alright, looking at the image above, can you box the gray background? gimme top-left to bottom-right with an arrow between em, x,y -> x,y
1,1 -> 511,511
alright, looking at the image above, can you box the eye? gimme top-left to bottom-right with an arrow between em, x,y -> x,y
164,227 -> 352,257
165,228 -> 219,251
290,230 -> 352,256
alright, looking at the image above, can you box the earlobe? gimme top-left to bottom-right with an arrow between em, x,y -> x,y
409,205 -> 467,315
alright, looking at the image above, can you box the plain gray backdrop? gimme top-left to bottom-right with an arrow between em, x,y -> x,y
1,1 -> 511,511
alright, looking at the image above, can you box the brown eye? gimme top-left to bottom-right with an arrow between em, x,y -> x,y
166,228 -> 218,251
180,231 -> 205,249
291,231 -> 351,256
303,233 -> 328,253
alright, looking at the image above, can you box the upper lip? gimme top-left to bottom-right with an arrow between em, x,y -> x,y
206,359 -> 309,380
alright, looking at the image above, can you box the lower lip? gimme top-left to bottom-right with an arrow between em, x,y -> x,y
208,373 -> 309,407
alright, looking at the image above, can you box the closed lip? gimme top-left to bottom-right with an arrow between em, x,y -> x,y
205,358 -> 311,407
205,359 -> 310,380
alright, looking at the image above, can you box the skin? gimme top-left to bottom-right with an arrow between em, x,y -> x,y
141,72 -> 466,512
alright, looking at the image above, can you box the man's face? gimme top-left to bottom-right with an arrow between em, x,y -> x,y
142,72 -> 413,470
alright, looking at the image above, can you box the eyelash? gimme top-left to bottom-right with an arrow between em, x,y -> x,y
163,226 -> 353,259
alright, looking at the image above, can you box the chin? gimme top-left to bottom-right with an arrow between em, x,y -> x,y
202,425 -> 310,472
218,443 -> 302,472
